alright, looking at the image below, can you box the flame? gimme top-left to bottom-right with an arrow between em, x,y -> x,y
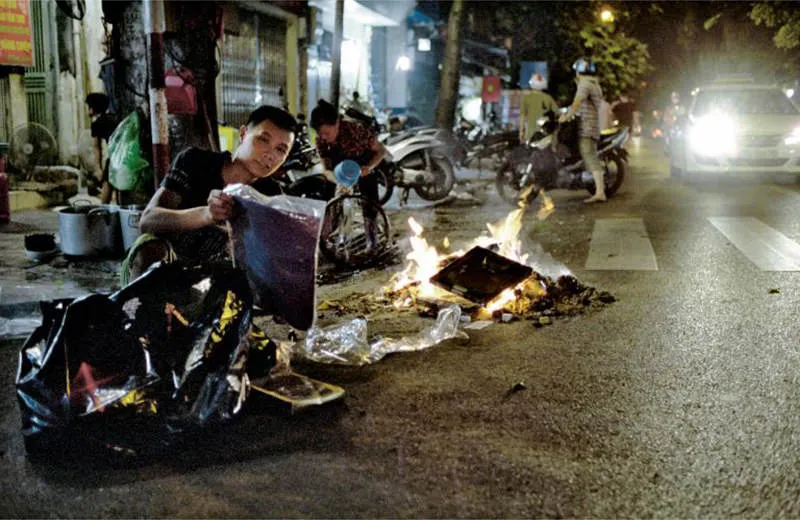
485,287 -> 517,313
391,217 -> 449,298
388,188 -> 557,314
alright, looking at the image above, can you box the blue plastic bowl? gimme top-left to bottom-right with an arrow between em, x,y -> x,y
334,160 -> 361,188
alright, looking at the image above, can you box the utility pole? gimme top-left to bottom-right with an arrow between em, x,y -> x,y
143,0 -> 169,188
109,1 -> 220,195
435,0 -> 465,129
330,0 -> 344,109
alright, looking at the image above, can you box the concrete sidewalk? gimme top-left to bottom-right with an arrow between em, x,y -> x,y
0,208 -> 121,338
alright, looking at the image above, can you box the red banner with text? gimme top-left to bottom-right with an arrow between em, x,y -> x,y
0,0 -> 33,67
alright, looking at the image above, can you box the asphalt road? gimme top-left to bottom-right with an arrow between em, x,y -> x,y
2,138 -> 800,517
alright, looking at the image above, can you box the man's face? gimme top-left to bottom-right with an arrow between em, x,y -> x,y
238,119 -> 294,180
317,123 -> 339,144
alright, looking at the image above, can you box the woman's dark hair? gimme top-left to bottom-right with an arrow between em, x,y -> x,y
85,92 -> 110,113
310,99 -> 338,131
247,105 -> 297,132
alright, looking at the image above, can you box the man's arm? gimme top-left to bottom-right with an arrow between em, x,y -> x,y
361,139 -> 388,176
139,187 -> 230,234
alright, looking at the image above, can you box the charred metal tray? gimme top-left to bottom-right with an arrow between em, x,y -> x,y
430,246 -> 533,305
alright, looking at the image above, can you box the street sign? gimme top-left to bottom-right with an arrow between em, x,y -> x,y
0,0 -> 33,67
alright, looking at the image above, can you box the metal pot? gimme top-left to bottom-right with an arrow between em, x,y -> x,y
58,204 -> 120,257
118,204 -> 145,251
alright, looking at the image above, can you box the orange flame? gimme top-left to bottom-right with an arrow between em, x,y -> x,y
388,187 -> 557,312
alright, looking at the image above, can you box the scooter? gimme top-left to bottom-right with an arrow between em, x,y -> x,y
446,116 -> 519,173
374,128 -> 456,206
495,111 -> 629,204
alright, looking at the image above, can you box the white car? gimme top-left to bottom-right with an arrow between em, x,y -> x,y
669,79 -> 800,180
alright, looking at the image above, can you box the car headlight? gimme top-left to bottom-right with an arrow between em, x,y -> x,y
688,113 -> 737,156
784,127 -> 800,146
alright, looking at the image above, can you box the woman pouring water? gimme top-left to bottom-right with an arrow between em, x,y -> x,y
310,99 -> 389,250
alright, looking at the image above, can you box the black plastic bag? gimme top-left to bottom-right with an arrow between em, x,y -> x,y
16,262 -> 259,457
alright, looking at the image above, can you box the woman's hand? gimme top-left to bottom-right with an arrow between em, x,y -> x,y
206,190 -> 235,224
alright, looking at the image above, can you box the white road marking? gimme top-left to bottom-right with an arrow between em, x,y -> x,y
585,218 -> 658,271
708,217 -> 800,271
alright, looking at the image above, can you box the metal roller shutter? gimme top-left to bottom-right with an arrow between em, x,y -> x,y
220,9 -> 287,128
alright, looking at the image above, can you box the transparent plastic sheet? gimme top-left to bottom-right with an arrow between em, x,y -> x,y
299,305 -> 469,366
15,263 -> 256,457
225,184 -> 326,331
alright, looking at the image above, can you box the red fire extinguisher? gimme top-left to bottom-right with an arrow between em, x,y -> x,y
0,149 -> 9,223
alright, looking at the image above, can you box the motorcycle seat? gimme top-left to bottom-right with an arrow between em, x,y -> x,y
599,126 -> 629,147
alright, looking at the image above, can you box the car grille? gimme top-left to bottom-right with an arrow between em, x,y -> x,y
695,156 -> 719,166
739,135 -> 782,148
728,158 -> 788,167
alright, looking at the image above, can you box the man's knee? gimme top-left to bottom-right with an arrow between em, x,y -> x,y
130,240 -> 170,278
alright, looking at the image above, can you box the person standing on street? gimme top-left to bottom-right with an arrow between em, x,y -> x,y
85,93 -> 118,203
560,58 -> 607,203
519,73 -> 559,144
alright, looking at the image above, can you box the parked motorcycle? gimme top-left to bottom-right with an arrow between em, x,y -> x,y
446,115 -> 519,172
375,128 -> 456,206
496,111 -> 629,204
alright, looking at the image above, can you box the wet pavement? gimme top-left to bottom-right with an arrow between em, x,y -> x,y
2,138 -> 800,517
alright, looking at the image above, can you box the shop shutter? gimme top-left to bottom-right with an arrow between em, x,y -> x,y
220,9 -> 287,128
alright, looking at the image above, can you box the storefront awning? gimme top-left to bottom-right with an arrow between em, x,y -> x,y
310,0 -> 402,28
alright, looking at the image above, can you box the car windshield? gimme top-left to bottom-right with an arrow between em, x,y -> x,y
693,89 -> 799,116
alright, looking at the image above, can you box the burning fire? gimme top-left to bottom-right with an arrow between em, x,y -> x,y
388,188 -> 556,314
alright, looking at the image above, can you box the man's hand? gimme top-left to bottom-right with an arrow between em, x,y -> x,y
559,113 -> 570,124
206,190 -> 235,224
360,166 -> 371,177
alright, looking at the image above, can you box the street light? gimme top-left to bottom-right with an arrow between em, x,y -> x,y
600,7 -> 614,23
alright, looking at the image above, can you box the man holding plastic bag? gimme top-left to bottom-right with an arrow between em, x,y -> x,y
122,105 -> 297,285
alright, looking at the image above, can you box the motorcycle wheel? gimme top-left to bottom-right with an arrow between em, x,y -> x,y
495,161 -> 539,206
286,174 -> 336,201
405,152 -> 455,201
587,155 -> 626,197
374,162 -> 395,206
319,195 -> 392,268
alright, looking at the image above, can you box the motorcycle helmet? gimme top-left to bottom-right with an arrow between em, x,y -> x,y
572,58 -> 597,75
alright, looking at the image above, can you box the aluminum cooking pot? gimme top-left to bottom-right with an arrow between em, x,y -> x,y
118,204 -> 145,251
58,204 -> 121,257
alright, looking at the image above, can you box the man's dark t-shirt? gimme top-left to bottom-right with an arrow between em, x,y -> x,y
161,147 -> 231,264
159,147 -> 287,264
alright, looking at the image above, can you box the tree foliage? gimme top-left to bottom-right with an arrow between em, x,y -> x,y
749,2 -> 800,49
576,24 -> 652,100
557,2 -> 652,100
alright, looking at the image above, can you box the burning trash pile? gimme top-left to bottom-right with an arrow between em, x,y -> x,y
323,195 -> 615,325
